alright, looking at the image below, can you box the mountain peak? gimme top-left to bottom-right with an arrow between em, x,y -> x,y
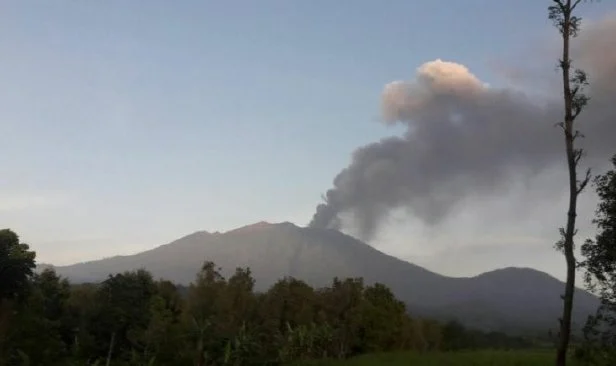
475,266 -> 558,282
226,221 -> 297,234
251,221 -> 274,227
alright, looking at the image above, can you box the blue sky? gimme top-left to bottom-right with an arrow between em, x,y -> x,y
1,1 -> 614,276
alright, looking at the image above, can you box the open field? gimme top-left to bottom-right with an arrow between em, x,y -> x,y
292,350 -> 580,366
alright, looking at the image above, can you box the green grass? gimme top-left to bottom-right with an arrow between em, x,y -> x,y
292,350 -> 579,365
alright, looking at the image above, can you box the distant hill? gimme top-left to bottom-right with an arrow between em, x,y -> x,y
46,221 -> 599,334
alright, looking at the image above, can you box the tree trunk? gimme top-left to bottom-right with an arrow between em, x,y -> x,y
106,331 -> 116,366
556,1 -> 578,365
196,330 -> 205,366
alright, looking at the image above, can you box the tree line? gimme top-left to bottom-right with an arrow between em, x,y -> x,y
1,236 -> 533,366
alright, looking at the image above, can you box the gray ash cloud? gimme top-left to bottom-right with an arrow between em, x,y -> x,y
309,18 -> 616,241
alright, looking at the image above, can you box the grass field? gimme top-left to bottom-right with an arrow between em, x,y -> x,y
292,350 -> 579,365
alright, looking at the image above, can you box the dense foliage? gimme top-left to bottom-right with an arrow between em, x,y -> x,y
293,350 -> 580,366
0,232 -> 534,365
578,154 -> 616,364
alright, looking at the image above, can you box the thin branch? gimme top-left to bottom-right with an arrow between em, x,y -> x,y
553,0 -> 567,9
577,168 -> 592,194
572,107 -> 582,119
571,0 -> 584,12
573,149 -> 584,166
572,130 -> 584,141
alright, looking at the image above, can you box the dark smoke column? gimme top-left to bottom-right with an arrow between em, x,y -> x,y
309,201 -> 341,230
307,54 -> 616,241
309,187 -> 344,230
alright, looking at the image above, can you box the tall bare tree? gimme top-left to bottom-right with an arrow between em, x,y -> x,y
548,1 -> 591,365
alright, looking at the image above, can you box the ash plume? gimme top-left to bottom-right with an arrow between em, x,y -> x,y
309,17 -> 616,241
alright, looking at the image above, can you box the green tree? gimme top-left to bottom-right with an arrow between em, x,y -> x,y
318,277 -> 365,358
582,154 -> 616,303
579,154 -> 616,363
548,1 -> 593,365
143,279 -> 185,365
184,261 -> 228,366
218,268 -> 261,365
63,283 -> 98,362
220,268 -> 256,336
358,283 -> 407,353
7,269 -> 72,365
441,320 -> 468,351
84,269 -> 157,364
0,229 -> 36,302
259,277 -> 316,361
0,229 -> 36,365
144,278 -> 186,364
261,278 -> 316,331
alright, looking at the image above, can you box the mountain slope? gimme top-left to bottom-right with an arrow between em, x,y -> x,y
49,222 -> 598,333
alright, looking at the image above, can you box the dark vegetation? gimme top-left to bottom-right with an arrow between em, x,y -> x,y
0,234 -> 536,366
293,350 -> 579,366
576,154 -> 616,364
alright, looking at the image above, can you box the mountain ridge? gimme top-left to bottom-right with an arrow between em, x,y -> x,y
44,221 -> 599,333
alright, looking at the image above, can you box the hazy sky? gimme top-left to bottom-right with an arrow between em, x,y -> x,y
1,1 -> 615,282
